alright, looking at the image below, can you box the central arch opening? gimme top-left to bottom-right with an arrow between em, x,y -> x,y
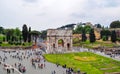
58,39 -> 64,47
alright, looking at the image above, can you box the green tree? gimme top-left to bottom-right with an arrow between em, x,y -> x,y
0,26 -> 4,34
1,27 -> 22,43
110,20 -> 120,28
84,25 -> 91,34
40,30 -> 47,40
95,24 -> 102,28
22,24 -> 28,42
14,28 -> 21,42
81,28 -> 87,42
100,29 -> 111,41
31,30 -> 40,43
3,37 -> 5,42
89,29 -> 96,43
5,29 -> 14,42
14,28 -> 21,36
74,25 -> 83,34
11,35 -> 15,41
28,27 -> 31,43
19,34 -> 22,43
111,30 -> 117,43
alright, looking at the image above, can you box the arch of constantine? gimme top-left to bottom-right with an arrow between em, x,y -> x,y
47,29 -> 72,53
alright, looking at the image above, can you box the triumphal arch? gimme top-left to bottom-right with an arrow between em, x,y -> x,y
47,29 -> 72,53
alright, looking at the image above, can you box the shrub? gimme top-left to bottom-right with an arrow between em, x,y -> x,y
102,36 -> 107,41
0,41 -> 2,44
73,38 -> 80,44
22,43 -> 25,46
8,40 -> 13,45
14,42 -> 18,45
3,37 -> 5,42
117,38 -> 120,42
16,42 -> 22,45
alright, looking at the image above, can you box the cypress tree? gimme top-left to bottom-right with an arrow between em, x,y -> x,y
28,27 -> 31,43
81,28 -> 87,42
89,29 -> 96,43
22,24 -> 28,42
111,30 -> 117,43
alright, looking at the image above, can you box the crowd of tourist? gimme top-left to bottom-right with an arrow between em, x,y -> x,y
0,49 -> 61,74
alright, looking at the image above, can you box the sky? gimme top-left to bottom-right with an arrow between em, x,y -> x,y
0,0 -> 120,31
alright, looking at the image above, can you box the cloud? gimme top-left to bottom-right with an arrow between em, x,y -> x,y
0,0 -> 120,31
23,0 -> 38,3
69,0 -> 120,25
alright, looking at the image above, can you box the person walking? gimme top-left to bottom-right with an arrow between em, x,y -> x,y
12,68 -> 14,73
53,70 -> 56,74
7,68 -> 11,74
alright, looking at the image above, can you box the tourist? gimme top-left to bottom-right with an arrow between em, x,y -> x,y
22,66 -> 26,72
66,69 -> 68,74
77,69 -> 80,74
53,70 -> 56,74
32,62 -> 36,69
12,68 -> 14,73
7,68 -> 11,74
44,62 -> 45,67
51,70 -> 56,74
38,63 -> 40,68
14,63 -> 17,67
56,63 -> 59,67
7,68 -> 9,73
41,63 -> 43,69
3,58 -> 5,62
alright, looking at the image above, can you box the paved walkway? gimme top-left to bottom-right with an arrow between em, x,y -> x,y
0,50 -> 66,74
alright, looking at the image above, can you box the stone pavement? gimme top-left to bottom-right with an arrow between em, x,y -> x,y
0,50 -> 66,74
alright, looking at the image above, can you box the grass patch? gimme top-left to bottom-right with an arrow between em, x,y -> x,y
44,52 -> 120,74
0,42 -> 32,47
73,40 -> 119,48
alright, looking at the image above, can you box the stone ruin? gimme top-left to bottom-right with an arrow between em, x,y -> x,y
47,29 -> 72,53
